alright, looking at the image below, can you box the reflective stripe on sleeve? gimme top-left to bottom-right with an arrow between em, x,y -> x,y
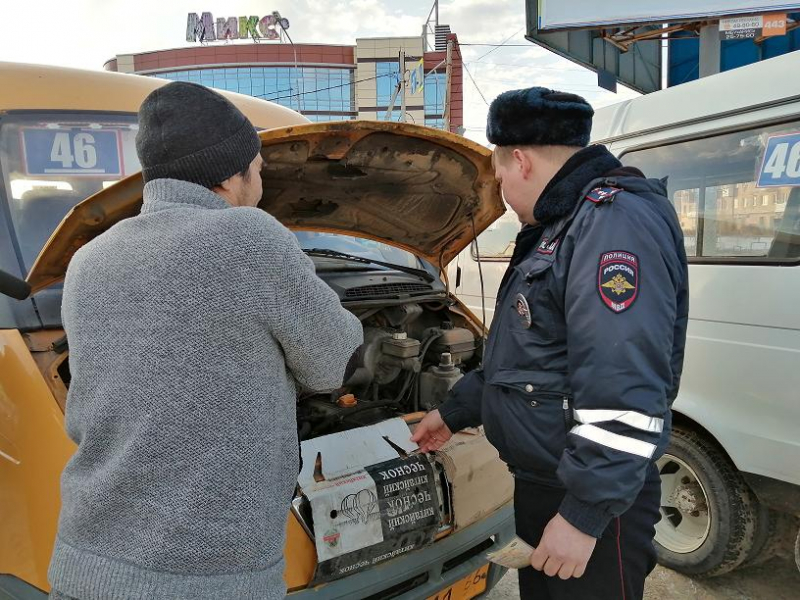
570,423 -> 657,459
574,409 -> 663,433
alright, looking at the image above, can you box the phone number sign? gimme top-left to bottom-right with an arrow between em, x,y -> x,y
21,128 -> 122,177
757,132 -> 800,188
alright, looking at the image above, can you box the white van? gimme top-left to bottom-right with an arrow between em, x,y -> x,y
450,51 -> 800,576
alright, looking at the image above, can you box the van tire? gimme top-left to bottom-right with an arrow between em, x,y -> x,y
743,509 -> 797,567
742,505 -> 779,566
794,528 -> 799,572
655,427 -> 758,577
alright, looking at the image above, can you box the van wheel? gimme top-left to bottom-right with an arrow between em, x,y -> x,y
742,506 -> 779,566
655,427 -> 758,576
794,529 -> 800,572
743,509 -> 797,566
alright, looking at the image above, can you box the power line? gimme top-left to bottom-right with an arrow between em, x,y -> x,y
474,28 -> 524,62
259,62 -> 445,104
466,60 -> 587,72
460,43 -> 535,47
255,72 -> 393,102
462,62 -> 489,106
464,72 -> 607,92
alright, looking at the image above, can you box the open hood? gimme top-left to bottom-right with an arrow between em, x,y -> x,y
26,121 -> 503,293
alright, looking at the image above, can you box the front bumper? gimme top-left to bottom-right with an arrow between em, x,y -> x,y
289,502 -> 515,599
0,504 -> 515,600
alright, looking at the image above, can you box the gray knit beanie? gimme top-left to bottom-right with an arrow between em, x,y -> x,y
135,81 -> 261,187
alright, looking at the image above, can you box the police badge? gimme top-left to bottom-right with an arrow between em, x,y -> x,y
515,293 -> 532,328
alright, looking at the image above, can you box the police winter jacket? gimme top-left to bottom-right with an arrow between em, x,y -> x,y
439,145 -> 689,537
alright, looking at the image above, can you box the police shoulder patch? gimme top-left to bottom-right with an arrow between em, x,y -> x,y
536,236 -> 560,255
586,186 -> 623,204
597,251 -> 639,313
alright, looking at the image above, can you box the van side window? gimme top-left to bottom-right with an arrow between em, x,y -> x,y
621,123 -> 800,260
472,206 -> 520,261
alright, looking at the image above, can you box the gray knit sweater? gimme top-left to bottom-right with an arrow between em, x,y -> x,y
49,179 -> 363,600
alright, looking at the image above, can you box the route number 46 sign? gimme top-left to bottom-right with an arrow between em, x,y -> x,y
758,133 -> 800,188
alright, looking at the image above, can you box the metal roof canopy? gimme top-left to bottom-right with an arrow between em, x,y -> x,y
524,2 -> 663,94
535,1 -> 800,31
525,2 -> 800,94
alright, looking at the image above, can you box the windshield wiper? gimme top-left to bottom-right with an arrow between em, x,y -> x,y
303,248 -> 435,282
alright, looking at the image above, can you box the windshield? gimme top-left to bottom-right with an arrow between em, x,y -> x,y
0,112 -> 141,273
0,115 -> 427,276
293,231 -> 424,270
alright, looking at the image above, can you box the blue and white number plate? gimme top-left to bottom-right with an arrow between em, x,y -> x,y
757,132 -> 800,188
21,127 -> 122,177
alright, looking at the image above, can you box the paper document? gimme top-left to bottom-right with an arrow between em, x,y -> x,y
486,536 -> 535,569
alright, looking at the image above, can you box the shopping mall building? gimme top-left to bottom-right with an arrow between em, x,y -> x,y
103,32 -> 464,132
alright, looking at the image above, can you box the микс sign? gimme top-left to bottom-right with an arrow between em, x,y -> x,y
186,12 -> 290,43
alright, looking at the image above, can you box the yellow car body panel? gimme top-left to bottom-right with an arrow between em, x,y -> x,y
0,329 -> 320,593
0,330 -> 74,591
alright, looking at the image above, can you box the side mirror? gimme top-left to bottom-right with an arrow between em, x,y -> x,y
0,269 -> 31,300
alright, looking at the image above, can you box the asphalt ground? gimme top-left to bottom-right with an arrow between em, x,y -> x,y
485,557 -> 800,599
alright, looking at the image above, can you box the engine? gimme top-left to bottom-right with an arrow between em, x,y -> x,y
297,301 -> 479,440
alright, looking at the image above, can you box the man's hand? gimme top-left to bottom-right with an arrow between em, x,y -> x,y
530,513 -> 597,580
410,410 -> 453,453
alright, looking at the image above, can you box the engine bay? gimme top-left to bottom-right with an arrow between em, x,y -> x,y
297,299 -> 481,442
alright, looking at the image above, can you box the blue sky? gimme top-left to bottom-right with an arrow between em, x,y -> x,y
0,0 -> 639,145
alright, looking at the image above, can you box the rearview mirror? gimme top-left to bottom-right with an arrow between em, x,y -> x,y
0,269 -> 31,300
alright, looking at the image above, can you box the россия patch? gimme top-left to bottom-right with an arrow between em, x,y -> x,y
597,251 -> 639,313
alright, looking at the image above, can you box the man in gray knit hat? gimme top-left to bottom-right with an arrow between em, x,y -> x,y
48,82 -> 363,600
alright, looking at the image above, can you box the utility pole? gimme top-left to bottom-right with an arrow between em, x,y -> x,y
399,49 -> 407,123
384,82 -> 401,121
443,38 -> 453,132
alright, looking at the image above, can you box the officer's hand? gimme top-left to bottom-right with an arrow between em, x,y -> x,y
529,513 -> 597,579
410,410 -> 453,453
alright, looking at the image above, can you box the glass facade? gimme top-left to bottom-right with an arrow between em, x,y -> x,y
375,111 -> 402,122
424,117 -> 445,129
372,66 -> 448,130
375,61 -> 402,106
153,66 -> 356,121
150,61 -> 450,130
424,72 -> 446,117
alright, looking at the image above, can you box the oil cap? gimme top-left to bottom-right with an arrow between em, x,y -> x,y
439,352 -> 455,369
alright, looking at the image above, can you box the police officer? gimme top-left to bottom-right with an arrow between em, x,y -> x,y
412,87 -> 689,599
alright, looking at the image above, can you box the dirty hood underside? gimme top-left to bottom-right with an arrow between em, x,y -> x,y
27,121 -> 504,293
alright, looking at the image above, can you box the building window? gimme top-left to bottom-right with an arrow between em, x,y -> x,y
375,62 -> 401,106
376,111 -> 402,122
424,72 -> 446,117
150,66 -> 355,120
